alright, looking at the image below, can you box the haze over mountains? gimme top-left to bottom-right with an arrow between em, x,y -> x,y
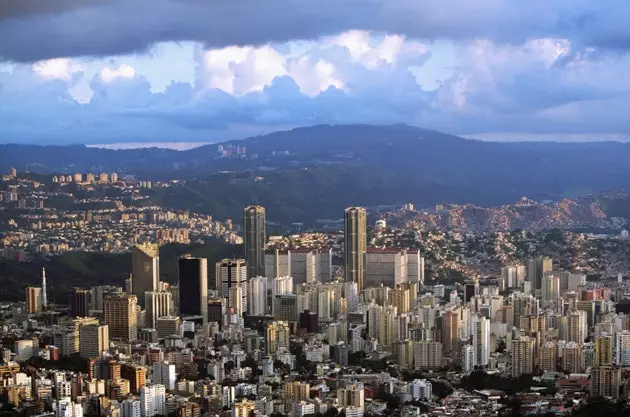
4,124 -> 630,225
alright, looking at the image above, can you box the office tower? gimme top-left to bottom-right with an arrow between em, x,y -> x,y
70,288 -> 90,318
407,249 -> 424,285
378,306 -> 397,347
568,310 -> 587,343
595,335 -> 613,366
151,362 -> 176,391
590,366 -> 621,399
156,316 -> 180,339
144,291 -> 172,328
461,345 -> 474,373
104,294 -> 138,341
539,341 -> 557,372
177,257 -> 208,322
216,258 -> 248,312
273,294 -> 298,322
291,249 -> 318,284
413,341 -> 443,370
79,324 -> 109,358
41,267 -> 48,309
463,279 -> 479,303
14,339 -> 34,362
131,243 -> 159,307
121,364 -> 147,394
243,205 -> 266,279
501,266 -> 517,288
265,249 -> 291,278
473,317 -> 490,367
562,342 -> 583,373
266,321 -> 290,354
344,207 -> 367,291
541,274 -> 560,303
318,247 -> 333,282
298,310 -> 318,333
512,337 -> 535,376
248,276 -> 268,316
140,384 -> 166,417
526,257 -> 552,291
25,286 -> 42,314
364,248 -> 409,288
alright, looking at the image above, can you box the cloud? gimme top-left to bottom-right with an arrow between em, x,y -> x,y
3,31 -> 630,144
2,0 -> 630,62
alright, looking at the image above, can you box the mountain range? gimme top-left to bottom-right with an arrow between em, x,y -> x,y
5,124 -> 630,226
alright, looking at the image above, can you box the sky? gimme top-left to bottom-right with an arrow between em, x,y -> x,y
2,0 -> 630,145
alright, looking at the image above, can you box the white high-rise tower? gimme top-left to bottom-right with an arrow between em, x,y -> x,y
41,268 -> 48,310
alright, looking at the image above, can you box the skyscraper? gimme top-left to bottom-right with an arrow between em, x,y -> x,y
526,257 -> 552,291
25,286 -> 42,314
473,317 -> 490,367
216,259 -> 248,313
344,207 -> 367,291
248,276 -> 268,316
70,288 -> 90,318
243,205 -> 266,279
512,336 -> 535,376
131,243 -> 159,307
177,257 -> 208,323
104,294 -> 138,341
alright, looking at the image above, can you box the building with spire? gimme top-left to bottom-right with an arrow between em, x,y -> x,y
41,268 -> 48,310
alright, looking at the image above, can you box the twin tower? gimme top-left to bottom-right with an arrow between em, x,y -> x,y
244,205 -> 367,290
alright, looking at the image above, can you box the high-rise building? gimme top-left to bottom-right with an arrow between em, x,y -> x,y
413,341 -> 443,370
248,276 -> 268,316
151,362 -> 176,391
364,248 -> 409,288
131,243 -> 159,307
541,274 -> 560,303
266,321 -> 290,354
344,207 -> 367,291
407,249 -> 424,285
79,324 -> 109,358
615,330 -> 630,366
595,335 -> 613,366
216,259 -> 248,313
156,316 -> 180,339
119,399 -> 141,417
337,383 -> 365,411
539,341 -> 557,372
25,286 -> 42,314
526,257 -> 552,291
273,294 -> 298,322
290,249 -> 319,284
140,384 -> 166,417
243,205 -> 266,279
177,257 -> 208,323
590,366 -> 621,399
568,310 -> 587,343
473,317 -> 490,367
463,279 -> 479,303
512,336 -> 535,376
144,291 -> 172,328
70,288 -> 90,318
441,309 -> 460,354
265,249 -> 291,278
104,294 -> 138,341
461,345 -> 474,373
562,342 -> 583,373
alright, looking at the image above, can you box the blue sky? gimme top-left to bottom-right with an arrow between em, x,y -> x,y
2,0 -> 630,145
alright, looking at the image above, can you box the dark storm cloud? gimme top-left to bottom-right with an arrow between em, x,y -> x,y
1,0 -> 626,62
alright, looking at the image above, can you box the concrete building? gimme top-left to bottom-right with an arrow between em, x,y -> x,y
70,288 -> 90,318
344,207 -> 367,291
243,205 -> 266,279
140,384 -> 166,417
144,291 -> 172,328
364,248 -> 408,288
104,294 -> 138,341
216,258 -> 248,313
248,276 -> 268,316
131,243 -> 159,307
512,336 -> 535,376
177,257 -> 208,323
473,317 -> 490,367
265,249 -> 291,278
79,324 -> 109,358
25,286 -> 42,314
